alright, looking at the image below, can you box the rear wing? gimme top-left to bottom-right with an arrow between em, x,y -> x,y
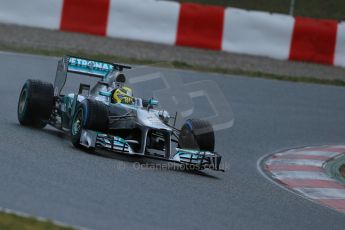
54,56 -> 131,96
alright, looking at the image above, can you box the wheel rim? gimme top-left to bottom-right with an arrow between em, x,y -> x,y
18,89 -> 27,114
72,109 -> 83,136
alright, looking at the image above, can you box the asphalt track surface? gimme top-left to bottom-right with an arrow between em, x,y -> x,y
0,52 -> 345,230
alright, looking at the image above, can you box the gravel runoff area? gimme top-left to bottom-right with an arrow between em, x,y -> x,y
1,23 -> 345,81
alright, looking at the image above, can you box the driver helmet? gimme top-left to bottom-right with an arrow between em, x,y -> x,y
113,86 -> 133,104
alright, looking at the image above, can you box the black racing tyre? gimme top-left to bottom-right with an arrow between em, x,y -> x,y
70,99 -> 109,148
17,79 -> 54,128
178,119 -> 215,152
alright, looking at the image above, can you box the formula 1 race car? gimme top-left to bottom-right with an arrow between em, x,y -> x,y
17,56 -> 222,171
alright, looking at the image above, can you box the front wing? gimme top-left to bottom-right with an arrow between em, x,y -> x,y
79,130 -> 223,171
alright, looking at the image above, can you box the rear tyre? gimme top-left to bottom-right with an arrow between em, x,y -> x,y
17,79 -> 54,128
178,119 -> 215,152
70,99 -> 109,148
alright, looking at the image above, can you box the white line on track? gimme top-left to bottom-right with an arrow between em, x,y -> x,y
295,188 -> 345,199
271,171 -> 334,181
265,159 -> 325,167
276,151 -> 339,158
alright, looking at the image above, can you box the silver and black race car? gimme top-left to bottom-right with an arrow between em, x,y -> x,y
17,56 -> 222,171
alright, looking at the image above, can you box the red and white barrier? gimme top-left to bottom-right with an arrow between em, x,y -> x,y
0,0 -> 344,68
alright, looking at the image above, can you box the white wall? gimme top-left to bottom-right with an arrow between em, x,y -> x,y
334,22 -> 345,67
107,0 -> 180,45
222,8 -> 294,60
0,0 -> 63,29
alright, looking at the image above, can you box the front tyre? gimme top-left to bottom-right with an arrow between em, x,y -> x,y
178,119 -> 215,152
70,99 -> 109,148
17,79 -> 54,128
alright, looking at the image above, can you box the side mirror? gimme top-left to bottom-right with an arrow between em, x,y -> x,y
99,91 -> 112,97
149,99 -> 159,106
